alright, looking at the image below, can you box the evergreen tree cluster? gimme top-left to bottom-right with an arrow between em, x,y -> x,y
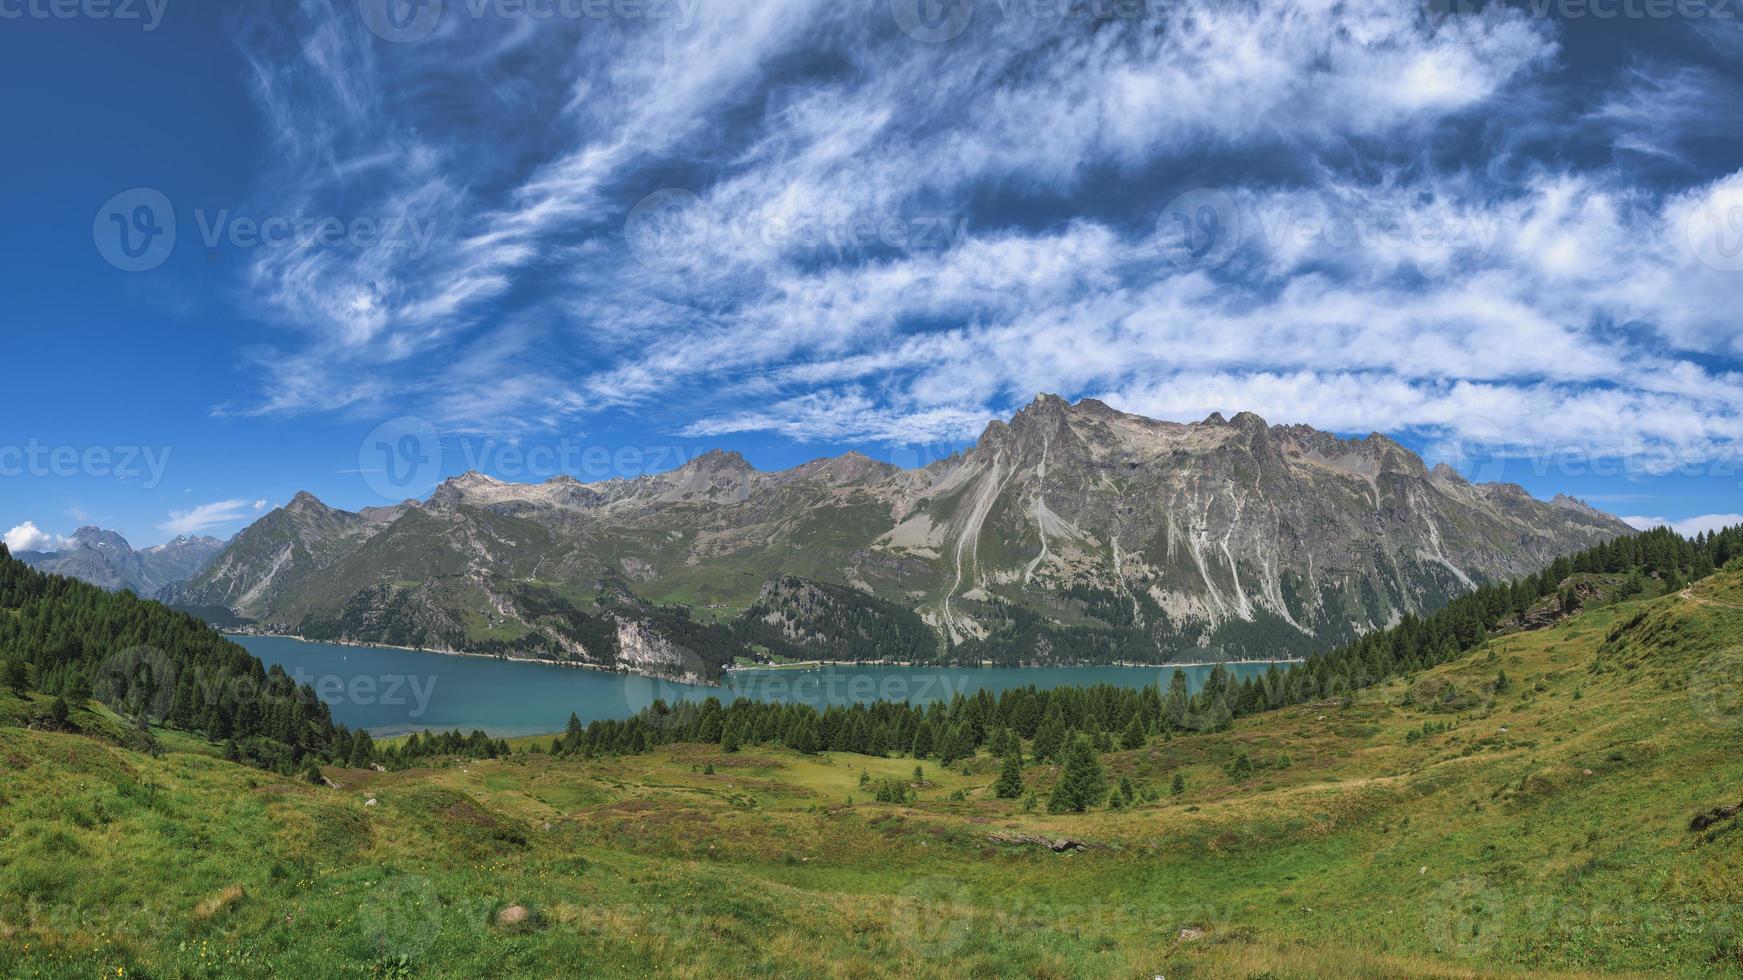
539,680 -> 1187,762
385,728 -> 512,767
0,545 -> 343,774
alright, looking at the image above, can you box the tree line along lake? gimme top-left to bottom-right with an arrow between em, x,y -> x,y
234,635 -> 1294,738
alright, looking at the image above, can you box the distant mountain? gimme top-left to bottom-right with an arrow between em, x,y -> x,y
18,527 -> 224,597
177,396 -> 1635,679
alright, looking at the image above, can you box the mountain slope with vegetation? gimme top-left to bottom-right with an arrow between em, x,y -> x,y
0,544 -> 370,775
175,397 -> 1632,678
1,529 -> 1739,977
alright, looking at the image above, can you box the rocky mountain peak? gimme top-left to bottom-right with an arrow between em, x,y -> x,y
784,451 -> 899,485
1008,392 -> 1075,436
1430,462 -> 1468,485
422,471 -> 509,510
1551,493 -> 1608,518
678,449 -> 753,477
145,534 -> 224,554
441,471 -> 503,491
71,525 -> 131,552
1071,397 -> 1117,416
286,490 -> 327,513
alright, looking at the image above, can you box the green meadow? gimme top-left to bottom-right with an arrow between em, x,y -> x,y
2,573 -> 1741,978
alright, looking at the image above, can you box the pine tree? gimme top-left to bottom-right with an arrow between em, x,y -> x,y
1163,670 -> 1190,731
911,721 -> 935,759
988,725 -> 1012,759
1047,736 -> 1107,813
1225,752 -> 1254,780
348,731 -> 376,768
1170,772 -> 1185,796
63,669 -> 92,704
1032,707 -> 1066,763
867,723 -> 890,758
994,751 -> 1024,799
1120,714 -> 1146,750
786,713 -> 820,754
4,658 -> 28,693
938,724 -> 964,767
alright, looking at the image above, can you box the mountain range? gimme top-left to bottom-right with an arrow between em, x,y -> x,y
17,527 -> 225,597
166,396 -> 1634,681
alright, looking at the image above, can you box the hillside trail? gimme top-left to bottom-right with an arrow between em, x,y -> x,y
1679,587 -> 1743,611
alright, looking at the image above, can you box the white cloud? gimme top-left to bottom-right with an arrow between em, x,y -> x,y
3,522 -> 70,554
682,389 -> 990,445
158,500 -> 260,537
642,170 -> 1743,467
1622,514 -> 1743,536
200,0 -> 1742,520
226,0 -> 1561,427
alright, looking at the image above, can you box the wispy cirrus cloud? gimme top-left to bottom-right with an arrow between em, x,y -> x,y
210,0 -> 1743,493
158,500 -> 260,536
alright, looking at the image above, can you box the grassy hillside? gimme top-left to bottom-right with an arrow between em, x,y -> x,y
2,572 -> 1741,977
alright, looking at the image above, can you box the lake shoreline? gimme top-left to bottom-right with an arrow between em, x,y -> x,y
232,631 -> 1306,682
726,656 -> 1307,673
235,634 -> 1307,738
224,630 -> 710,682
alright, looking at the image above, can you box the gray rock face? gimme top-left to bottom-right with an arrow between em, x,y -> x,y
896,395 -> 1631,654
19,527 -> 224,596
612,616 -> 709,685
178,396 -> 1633,671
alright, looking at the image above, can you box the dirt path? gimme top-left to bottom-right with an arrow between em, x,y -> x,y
1680,587 -> 1743,611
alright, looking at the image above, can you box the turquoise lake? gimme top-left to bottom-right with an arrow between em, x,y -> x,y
234,635 -> 1292,738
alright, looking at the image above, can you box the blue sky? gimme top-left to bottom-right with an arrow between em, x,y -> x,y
2,0 -> 1741,550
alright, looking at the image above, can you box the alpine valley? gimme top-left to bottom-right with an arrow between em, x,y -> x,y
165,397 -> 1632,683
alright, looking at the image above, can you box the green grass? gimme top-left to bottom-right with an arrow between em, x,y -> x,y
3,577 -> 1742,977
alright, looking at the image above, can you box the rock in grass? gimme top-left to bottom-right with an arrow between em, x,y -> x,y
194,884 -> 245,920
1689,801 -> 1742,832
